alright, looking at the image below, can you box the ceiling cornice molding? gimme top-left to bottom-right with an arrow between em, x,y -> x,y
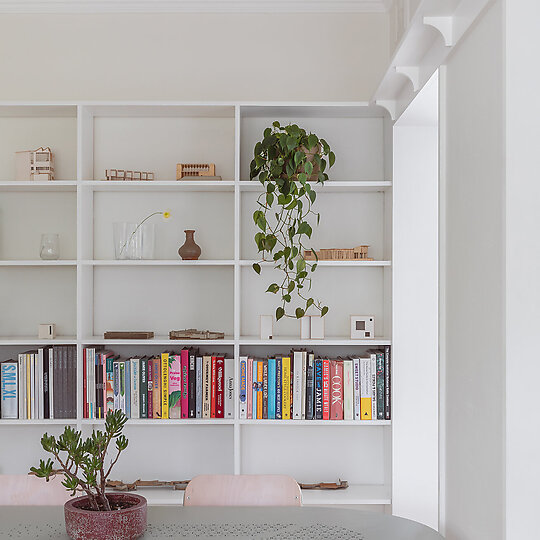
0,0 -> 389,14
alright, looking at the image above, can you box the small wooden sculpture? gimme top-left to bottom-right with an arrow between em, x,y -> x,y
104,331 -> 154,339
105,169 -> 154,181
15,147 -> 54,181
169,329 -> 225,340
304,246 -> 372,261
176,163 -> 220,180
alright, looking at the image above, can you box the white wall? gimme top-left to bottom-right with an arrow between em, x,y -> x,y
505,2 -> 540,539
441,1 -> 505,538
0,13 -> 388,101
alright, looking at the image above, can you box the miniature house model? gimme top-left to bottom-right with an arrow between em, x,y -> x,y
304,246 -> 372,261
15,147 -> 54,181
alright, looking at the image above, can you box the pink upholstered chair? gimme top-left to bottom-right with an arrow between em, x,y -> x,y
183,474 -> 302,506
0,474 -> 70,505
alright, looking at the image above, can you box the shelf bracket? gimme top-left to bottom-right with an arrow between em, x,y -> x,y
394,66 -> 420,92
375,100 -> 397,121
423,16 -> 455,47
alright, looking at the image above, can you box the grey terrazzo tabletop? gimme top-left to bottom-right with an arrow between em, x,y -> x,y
0,506 -> 443,539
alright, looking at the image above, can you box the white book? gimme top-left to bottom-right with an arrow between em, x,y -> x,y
371,353 -> 377,421
353,357 -> 361,420
301,352 -> 307,420
37,348 -> 44,420
292,351 -> 303,420
130,358 -> 140,419
1,361 -> 18,418
343,359 -> 354,420
360,357 -> 372,420
224,358 -> 234,419
18,354 -> 25,419
48,348 -> 54,420
239,356 -> 247,419
30,353 -> 36,419
113,361 -> 120,411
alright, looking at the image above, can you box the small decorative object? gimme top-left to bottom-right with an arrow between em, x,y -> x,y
30,411 -> 147,540
105,169 -> 154,181
106,479 -> 190,492
298,480 -> 348,490
310,315 -> 325,340
300,316 -> 311,339
260,315 -> 273,340
40,233 -> 60,260
304,246 -> 372,261
250,122 -> 334,321
16,147 -> 54,181
38,323 -> 56,340
176,163 -> 221,180
178,229 -> 201,260
169,329 -> 225,340
350,315 -> 375,339
104,331 -> 154,340
113,210 -> 170,260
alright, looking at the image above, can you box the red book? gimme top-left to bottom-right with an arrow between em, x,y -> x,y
147,360 -> 153,419
102,354 -> 107,419
211,356 -> 217,418
83,349 -> 87,419
181,349 -> 189,419
322,359 -> 330,420
330,360 -> 344,420
216,356 -> 225,418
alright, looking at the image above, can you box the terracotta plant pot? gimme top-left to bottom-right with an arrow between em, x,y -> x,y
64,493 -> 147,540
178,229 -> 201,260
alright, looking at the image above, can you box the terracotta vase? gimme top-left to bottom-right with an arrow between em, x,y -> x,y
178,229 -> 201,260
64,493 -> 147,540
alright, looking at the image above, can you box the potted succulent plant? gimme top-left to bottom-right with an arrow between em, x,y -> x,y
250,121 -> 335,320
30,410 -> 146,540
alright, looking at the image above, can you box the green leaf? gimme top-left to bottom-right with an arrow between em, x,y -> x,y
266,192 -> 274,206
295,307 -> 305,319
297,172 -> 307,184
286,136 -> 297,151
297,258 -> 306,272
283,294 -> 291,303
307,134 -> 318,150
276,306 -> 285,320
297,222 -> 312,238
309,190 -> 316,204
264,127 -> 272,138
306,298 -> 314,308
253,263 -> 261,274
266,283 -> 280,294
273,120 -> 281,128
287,281 -> 295,293
321,306 -> 329,317
329,151 -> 336,167
304,161 -> 313,176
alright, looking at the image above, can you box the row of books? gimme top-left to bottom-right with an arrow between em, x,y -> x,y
239,347 -> 391,420
83,348 -> 234,419
0,346 -> 77,419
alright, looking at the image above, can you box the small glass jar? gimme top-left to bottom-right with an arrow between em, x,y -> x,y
40,234 -> 60,260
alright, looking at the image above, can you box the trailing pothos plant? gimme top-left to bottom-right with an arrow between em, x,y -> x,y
250,121 -> 335,321
30,410 -> 129,511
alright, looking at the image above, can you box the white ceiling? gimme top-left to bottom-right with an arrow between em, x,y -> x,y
0,0 -> 391,13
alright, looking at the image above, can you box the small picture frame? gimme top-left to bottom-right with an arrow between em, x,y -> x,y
350,316 -> 375,339
38,323 -> 56,340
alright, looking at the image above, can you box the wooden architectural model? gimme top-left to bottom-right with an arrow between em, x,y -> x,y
303,245 -> 372,261
169,329 -> 225,340
15,146 -> 54,181
176,163 -> 220,180
105,169 -> 154,181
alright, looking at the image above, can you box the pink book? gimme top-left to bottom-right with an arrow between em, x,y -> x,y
181,349 -> 189,419
168,354 -> 182,419
102,354 -> 107,418
247,358 -> 253,419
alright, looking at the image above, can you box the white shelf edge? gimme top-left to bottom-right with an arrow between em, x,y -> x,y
238,419 -> 390,426
82,419 -> 235,425
82,336 -> 235,346
0,181 -> 77,191
239,337 -> 392,346
84,180 -> 235,191
0,260 -> 77,266
0,419 -> 77,425
0,337 -> 78,345
239,180 -> 392,192
239,260 -> 391,267
83,260 -> 235,266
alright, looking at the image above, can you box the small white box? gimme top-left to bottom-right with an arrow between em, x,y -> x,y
260,315 -> 273,340
300,316 -> 311,339
350,315 -> 375,339
38,323 -> 56,340
310,315 -> 325,340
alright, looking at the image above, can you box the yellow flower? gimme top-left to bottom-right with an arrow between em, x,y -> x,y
163,211 -> 171,219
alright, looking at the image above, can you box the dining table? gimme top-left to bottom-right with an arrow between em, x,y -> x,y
0,505 -> 443,539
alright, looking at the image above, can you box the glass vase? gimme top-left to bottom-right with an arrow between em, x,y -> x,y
113,222 -> 155,260
40,234 -> 60,260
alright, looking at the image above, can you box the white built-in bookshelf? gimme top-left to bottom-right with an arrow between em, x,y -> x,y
0,102 -> 394,507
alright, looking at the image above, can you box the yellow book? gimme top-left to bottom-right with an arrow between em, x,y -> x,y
26,354 -> 31,419
161,353 -> 169,419
257,360 -> 263,419
360,357 -> 372,420
282,356 -> 291,420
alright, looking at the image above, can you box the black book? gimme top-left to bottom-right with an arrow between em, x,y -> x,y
314,359 -> 323,419
140,357 -> 148,419
384,345 -> 391,420
69,345 -> 77,419
42,346 -> 50,419
275,357 -> 282,420
305,356 -> 314,420
262,359 -> 269,419
188,352 -> 196,418
95,351 -> 101,419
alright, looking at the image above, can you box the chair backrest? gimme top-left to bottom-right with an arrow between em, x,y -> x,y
0,474 -> 71,505
184,474 -> 302,507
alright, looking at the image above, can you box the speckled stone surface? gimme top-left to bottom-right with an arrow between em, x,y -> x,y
64,493 -> 147,540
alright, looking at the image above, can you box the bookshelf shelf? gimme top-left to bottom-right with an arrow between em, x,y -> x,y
238,419 -> 391,426
82,336 -> 235,346
0,260 -> 77,266
0,419 -> 77,425
0,181 -> 77,192
239,180 -> 392,193
82,419 -> 235,426
84,260 -> 235,267
0,337 -> 77,345
239,260 -> 392,268
85,180 -> 235,192
238,337 -> 392,346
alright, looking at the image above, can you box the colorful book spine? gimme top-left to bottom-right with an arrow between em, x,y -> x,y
343,359 -> 353,420
292,351 -> 303,420
196,356 -> 203,418
161,352 -> 169,419
247,358 -> 253,420
188,353 -> 196,418
384,345 -> 391,420
83,349 -> 87,418
305,356 -> 314,420
370,353 -> 377,421
202,356 -> 211,419
37,349 -> 44,419
262,359 -> 268,420
360,357 -> 372,420
152,357 -> 161,418
224,358 -> 234,419
282,357 -> 291,420
106,354 -> 114,416
257,360 -> 263,420
376,352 -> 385,420
275,357 -> 282,420
168,354 -> 182,419
301,352 -> 307,420
43,347 -> 50,419
353,357 -> 361,420
130,358 -> 140,419
0,360 -> 18,418
252,360 -> 258,420
322,358 -> 330,420
48,348 -> 54,420
239,356 -> 247,419
124,359 -> 131,418
211,356 -> 217,419
119,361 -> 126,414
113,360 -> 120,412
314,359 -> 323,419
147,360 -> 153,418
216,356 -> 225,418
181,350 -> 189,419
330,359 -> 343,420
140,357 -> 148,419
267,358 -> 276,420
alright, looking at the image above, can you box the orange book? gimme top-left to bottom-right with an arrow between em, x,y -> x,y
152,357 -> 161,418
257,360 -> 263,419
